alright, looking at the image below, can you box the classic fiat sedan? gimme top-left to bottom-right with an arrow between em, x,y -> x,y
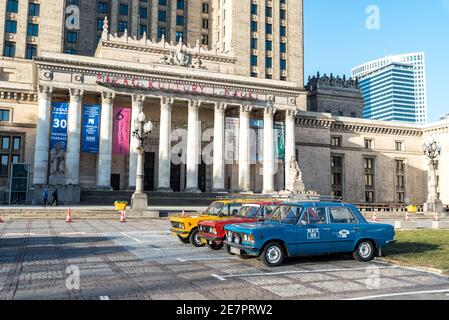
224,201 -> 396,267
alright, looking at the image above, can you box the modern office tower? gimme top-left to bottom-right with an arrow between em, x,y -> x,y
351,53 -> 428,123
357,62 -> 416,122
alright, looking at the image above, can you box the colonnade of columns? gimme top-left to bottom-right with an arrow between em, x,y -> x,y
32,86 -> 298,194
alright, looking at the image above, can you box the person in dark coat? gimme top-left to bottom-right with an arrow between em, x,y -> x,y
51,188 -> 58,206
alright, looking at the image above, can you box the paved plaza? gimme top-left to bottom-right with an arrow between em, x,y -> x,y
0,219 -> 449,300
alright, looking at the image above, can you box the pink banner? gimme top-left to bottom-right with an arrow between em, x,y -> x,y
113,108 -> 131,155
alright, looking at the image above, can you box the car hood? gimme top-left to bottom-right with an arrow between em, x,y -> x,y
225,221 -> 289,233
171,214 -> 220,224
201,217 -> 257,228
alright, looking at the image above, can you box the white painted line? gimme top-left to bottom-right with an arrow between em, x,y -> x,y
60,232 -> 86,236
99,296 -> 110,300
4,233 -> 35,236
177,256 -> 237,262
346,288 -> 449,300
120,232 -> 143,243
211,274 -> 227,281
212,266 -> 398,281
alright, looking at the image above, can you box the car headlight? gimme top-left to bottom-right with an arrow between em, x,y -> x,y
243,234 -> 255,244
227,231 -> 233,242
233,234 -> 241,245
211,228 -> 217,234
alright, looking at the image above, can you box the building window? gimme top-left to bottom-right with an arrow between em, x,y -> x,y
395,159 -> 406,203
5,20 -> 17,33
13,137 -> 21,150
265,23 -> 272,35
350,112 -> 356,118
250,72 -> 258,78
280,59 -> 287,70
331,155 -> 343,198
250,55 -> 258,66
157,27 -> 166,39
159,0 -> 167,5
250,38 -> 258,49
27,23 -> 39,37
118,21 -> 128,33
65,48 -> 77,54
158,10 -> 167,22
265,74 -> 272,79
265,57 -> 272,68
280,42 -> 286,53
280,9 -> 286,20
1,137 -> 10,150
201,34 -> 209,45
251,4 -> 258,15
98,2 -> 108,14
177,0 -> 184,10
251,21 -> 257,32
280,76 -> 287,81
0,110 -> 10,122
7,0 -> 19,13
280,26 -> 286,37
0,134 -> 22,176
202,3 -> 209,13
202,19 -> 209,29
331,136 -> 342,147
67,31 -> 78,43
364,157 -> 375,203
97,18 -> 104,31
119,4 -> 129,16
25,44 -> 37,59
395,141 -> 404,151
139,24 -> 147,36
266,6 -> 272,17
0,155 -> 8,176
265,40 -> 272,51
176,15 -> 184,26
176,31 -> 184,41
364,138 -> 374,149
28,2 -> 40,16
3,41 -> 16,57
140,7 -> 148,19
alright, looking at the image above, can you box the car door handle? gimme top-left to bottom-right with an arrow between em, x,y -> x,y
322,228 -> 330,231
353,227 -> 360,231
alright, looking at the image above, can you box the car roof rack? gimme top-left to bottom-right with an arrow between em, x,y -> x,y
215,193 -> 344,205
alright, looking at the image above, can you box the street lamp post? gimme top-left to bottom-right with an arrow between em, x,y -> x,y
422,139 -> 443,215
131,112 -> 153,211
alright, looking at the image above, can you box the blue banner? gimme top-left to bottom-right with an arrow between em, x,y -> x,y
81,105 -> 101,154
50,102 -> 69,150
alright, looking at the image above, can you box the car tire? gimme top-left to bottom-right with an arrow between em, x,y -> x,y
207,242 -> 223,250
177,235 -> 190,244
261,242 -> 285,267
353,240 -> 375,262
189,229 -> 206,248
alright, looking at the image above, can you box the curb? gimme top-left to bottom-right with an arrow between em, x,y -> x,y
377,257 -> 448,276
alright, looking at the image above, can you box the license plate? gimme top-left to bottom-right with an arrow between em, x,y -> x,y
230,247 -> 241,255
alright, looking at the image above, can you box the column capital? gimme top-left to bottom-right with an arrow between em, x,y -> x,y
215,102 -> 227,112
69,88 -> 84,102
240,104 -> 253,113
101,91 -> 115,104
286,109 -> 299,118
132,94 -> 146,105
38,84 -> 53,96
188,99 -> 201,113
264,107 -> 276,116
160,96 -> 174,109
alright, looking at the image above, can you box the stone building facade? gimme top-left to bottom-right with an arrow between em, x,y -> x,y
306,72 -> 363,118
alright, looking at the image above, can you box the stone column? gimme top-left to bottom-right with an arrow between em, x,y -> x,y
97,92 -> 115,189
128,94 -> 145,189
65,88 -> 84,185
238,105 -> 252,192
130,0 -> 139,37
263,107 -> 276,194
212,102 -> 227,192
32,85 -> 53,185
186,100 -> 201,192
157,96 -> 173,191
285,109 -> 298,191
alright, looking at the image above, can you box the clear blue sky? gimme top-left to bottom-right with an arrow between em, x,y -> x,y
304,0 -> 449,122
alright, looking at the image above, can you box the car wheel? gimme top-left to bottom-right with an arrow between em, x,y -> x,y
353,240 -> 375,262
207,242 -> 223,250
224,243 -> 235,255
189,229 -> 206,248
261,242 -> 284,267
177,235 -> 190,244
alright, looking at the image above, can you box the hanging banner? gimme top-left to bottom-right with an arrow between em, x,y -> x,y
81,105 -> 101,154
274,122 -> 285,160
113,108 -> 131,155
50,102 -> 69,150
250,120 -> 264,162
225,117 -> 239,162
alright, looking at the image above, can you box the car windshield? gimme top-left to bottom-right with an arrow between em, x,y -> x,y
237,205 -> 260,218
267,205 -> 302,224
204,202 -> 224,215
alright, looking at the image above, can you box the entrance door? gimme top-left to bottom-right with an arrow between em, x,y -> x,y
198,161 -> 206,192
144,152 -> 155,191
170,163 -> 181,192
111,174 -> 120,191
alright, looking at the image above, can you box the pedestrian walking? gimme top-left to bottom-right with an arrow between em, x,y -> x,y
51,188 -> 58,207
42,188 -> 49,206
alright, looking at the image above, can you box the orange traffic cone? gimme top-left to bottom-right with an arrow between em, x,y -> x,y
120,210 -> 127,223
66,208 -> 72,223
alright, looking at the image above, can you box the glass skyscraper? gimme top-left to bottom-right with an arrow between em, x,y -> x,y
351,52 -> 427,123
358,63 -> 416,122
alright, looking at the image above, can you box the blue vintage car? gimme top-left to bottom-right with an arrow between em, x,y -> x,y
224,201 -> 396,267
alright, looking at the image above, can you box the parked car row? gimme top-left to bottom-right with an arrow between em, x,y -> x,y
169,197 -> 396,267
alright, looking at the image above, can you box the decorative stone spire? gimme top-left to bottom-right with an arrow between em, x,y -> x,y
101,16 -> 109,40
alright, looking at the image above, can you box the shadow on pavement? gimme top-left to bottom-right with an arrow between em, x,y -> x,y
383,242 -> 439,256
